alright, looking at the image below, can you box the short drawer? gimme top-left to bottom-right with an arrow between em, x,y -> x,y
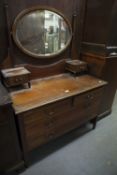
5,74 -> 29,87
73,87 -> 104,108
44,98 -> 71,116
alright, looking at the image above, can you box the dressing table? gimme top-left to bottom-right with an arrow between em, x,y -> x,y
0,0 -> 111,172
10,74 -> 106,156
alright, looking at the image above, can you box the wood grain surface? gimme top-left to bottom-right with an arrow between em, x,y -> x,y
10,74 -> 107,114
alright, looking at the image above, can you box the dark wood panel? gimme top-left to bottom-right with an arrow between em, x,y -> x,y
81,53 -> 106,77
106,1 -> 117,54
81,42 -> 106,56
83,0 -> 115,44
82,0 -> 117,56
0,0 -> 8,64
81,53 -> 117,116
81,0 -> 117,117
24,60 -> 67,80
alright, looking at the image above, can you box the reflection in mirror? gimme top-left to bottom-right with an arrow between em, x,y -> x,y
13,9 -> 72,58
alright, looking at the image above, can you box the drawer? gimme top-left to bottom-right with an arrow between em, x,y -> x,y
18,107 -> 57,151
53,110 -> 80,138
5,74 -> 29,87
44,98 -> 71,116
26,133 -> 47,151
73,87 -> 104,108
18,109 -> 47,151
22,108 -> 47,124
53,105 -> 98,139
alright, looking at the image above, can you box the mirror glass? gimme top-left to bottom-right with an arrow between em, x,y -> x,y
13,9 -> 72,58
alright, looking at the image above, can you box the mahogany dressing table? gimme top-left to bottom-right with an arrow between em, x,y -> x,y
9,73 -> 107,163
0,2 -> 108,171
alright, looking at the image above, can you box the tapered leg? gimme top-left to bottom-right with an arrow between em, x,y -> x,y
28,82 -> 31,88
90,117 -> 97,129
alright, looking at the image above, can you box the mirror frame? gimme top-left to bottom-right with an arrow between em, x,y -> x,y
12,6 -> 72,59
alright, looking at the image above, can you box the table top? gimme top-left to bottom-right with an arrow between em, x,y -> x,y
10,74 -> 107,114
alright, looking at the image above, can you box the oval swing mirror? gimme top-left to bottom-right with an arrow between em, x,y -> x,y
12,7 -> 72,58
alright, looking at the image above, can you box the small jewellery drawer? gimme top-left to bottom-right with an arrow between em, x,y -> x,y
5,74 -> 30,87
1,67 -> 31,87
73,87 -> 104,108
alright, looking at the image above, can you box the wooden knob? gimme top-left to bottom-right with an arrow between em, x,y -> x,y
48,133 -> 54,139
19,77 -> 23,81
15,78 -> 19,82
49,111 -> 54,116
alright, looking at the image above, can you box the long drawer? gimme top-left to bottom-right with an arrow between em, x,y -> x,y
73,87 -> 103,108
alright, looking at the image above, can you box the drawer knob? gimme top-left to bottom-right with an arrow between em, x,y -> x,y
19,77 -> 23,81
86,95 -> 94,100
47,121 -> 54,127
80,66 -> 85,70
84,102 -> 90,108
48,133 -> 54,139
15,78 -> 19,82
90,96 -> 94,100
49,111 -> 54,115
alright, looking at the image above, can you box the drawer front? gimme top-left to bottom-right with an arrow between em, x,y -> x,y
52,110 -> 81,138
44,98 -> 71,116
52,106 -> 97,139
73,87 -> 103,109
19,108 -> 48,151
5,74 -> 29,87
